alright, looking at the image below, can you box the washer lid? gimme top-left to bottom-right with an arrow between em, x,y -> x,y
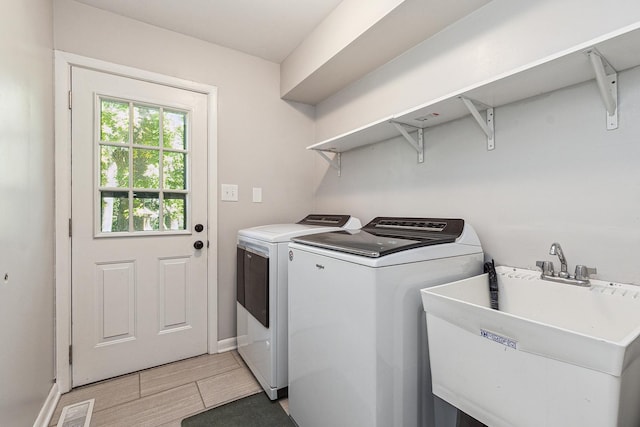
291,217 -> 466,257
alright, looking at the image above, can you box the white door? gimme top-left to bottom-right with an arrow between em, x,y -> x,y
71,67 -> 208,386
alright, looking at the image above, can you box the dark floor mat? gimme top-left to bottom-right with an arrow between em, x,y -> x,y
457,410 -> 488,427
182,393 -> 294,427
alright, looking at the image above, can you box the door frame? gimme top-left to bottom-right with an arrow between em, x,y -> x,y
54,51 -> 219,393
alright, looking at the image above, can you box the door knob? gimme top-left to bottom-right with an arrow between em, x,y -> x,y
193,240 -> 204,250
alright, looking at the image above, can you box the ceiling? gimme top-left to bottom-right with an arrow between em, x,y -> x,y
72,0 -> 491,104
72,0 -> 344,63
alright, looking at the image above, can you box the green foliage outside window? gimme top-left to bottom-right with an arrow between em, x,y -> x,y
99,99 -> 187,232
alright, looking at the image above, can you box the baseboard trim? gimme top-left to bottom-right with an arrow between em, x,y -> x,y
33,383 -> 60,427
217,337 -> 237,353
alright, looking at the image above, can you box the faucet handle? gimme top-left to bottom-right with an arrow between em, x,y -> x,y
575,265 -> 597,281
536,260 -> 554,276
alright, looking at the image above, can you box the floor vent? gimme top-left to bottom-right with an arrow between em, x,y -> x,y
56,399 -> 94,427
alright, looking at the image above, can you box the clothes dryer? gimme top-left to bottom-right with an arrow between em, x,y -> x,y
288,217 -> 483,427
236,214 -> 361,399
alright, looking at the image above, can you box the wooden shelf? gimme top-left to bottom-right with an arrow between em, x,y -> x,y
308,23 -> 640,160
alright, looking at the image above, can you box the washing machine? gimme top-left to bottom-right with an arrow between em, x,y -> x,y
236,214 -> 361,400
287,217 -> 484,427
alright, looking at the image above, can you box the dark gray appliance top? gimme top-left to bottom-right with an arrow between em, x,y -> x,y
296,214 -> 353,227
291,217 -> 465,258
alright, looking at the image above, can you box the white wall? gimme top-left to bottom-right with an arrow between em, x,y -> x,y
315,0 -> 640,141
281,0 -> 403,96
281,0 -> 490,104
0,0 -> 55,425
311,0 -> 640,285
53,0 -> 316,340
313,65 -> 640,284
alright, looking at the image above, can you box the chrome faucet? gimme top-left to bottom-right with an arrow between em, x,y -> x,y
536,242 -> 597,287
549,242 -> 569,278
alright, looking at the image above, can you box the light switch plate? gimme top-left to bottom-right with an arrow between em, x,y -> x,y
221,184 -> 238,201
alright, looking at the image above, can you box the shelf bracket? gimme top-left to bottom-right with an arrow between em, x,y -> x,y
460,96 -> 495,150
391,121 -> 424,163
316,150 -> 341,176
586,49 -> 618,130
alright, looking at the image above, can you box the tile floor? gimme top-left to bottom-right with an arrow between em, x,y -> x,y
50,351 -> 288,427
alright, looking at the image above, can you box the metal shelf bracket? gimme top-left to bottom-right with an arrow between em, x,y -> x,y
460,96 -> 495,150
391,121 -> 424,163
586,49 -> 618,130
316,150 -> 341,176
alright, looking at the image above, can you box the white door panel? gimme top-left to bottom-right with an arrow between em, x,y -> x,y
71,67 -> 208,386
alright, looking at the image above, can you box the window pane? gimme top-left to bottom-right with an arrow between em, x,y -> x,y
133,192 -> 159,231
100,145 -> 129,188
101,191 -> 129,232
101,99 -> 129,143
164,110 -> 187,149
133,105 -> 160,146
164,193 -> 186,230
163,152 -> 186,190
132,148 -> 160,188
100,99 -> 129,143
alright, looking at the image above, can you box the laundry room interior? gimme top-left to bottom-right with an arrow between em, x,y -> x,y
4,0 -> 640,426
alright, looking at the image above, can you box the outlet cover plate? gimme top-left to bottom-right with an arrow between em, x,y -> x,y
252,187 -> 262,203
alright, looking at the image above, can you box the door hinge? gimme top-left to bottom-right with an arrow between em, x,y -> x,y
68,90 -> 72,110
69,218 -> 72,237
68,345 -> 72,365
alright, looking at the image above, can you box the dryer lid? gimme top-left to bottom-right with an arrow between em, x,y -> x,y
238,214 -> 361,243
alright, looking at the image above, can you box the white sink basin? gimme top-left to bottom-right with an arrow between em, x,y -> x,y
421,266 -> 640,427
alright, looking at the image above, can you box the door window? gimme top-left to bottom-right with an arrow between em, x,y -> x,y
98,97 -> 189,235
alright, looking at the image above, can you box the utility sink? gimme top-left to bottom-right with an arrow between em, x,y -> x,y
421,266 -> 640,427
